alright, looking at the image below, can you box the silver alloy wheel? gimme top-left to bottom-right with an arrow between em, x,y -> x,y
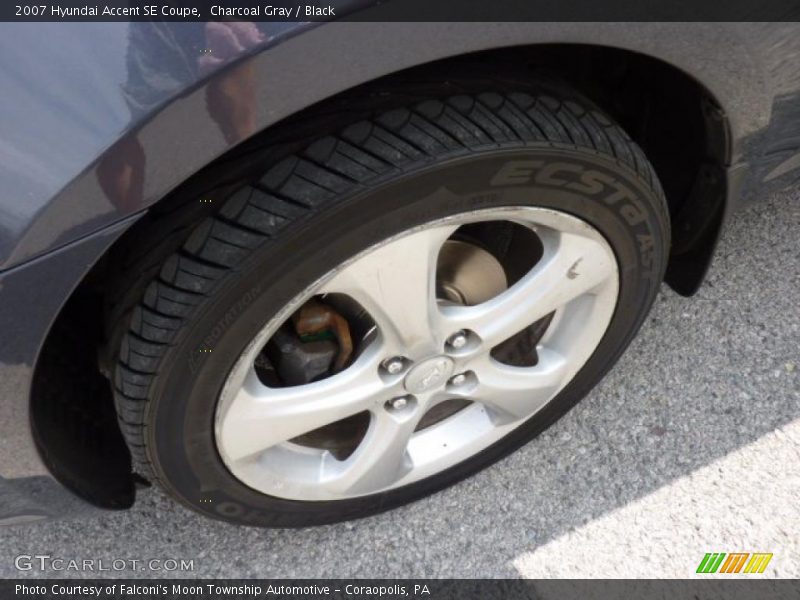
215,207 -> 619,501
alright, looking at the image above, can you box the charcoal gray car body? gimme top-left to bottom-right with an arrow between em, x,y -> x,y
1,18 -> 800,524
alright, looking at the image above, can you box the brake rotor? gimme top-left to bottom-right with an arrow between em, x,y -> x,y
436,239 -> 508,306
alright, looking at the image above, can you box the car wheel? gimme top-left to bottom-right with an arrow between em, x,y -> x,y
109,85 -> 669,526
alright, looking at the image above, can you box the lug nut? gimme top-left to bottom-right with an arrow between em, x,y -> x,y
447,331 -> 469,350
382,357 -> 405,374
449,373 -> 467,386
387,395 -> 411,411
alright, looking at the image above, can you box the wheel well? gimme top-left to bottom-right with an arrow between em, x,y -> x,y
31,42 -> 728,507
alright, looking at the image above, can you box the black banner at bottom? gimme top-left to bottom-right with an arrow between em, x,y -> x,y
3,580 -> 800,600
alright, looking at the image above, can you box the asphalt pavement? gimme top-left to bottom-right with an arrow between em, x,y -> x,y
1,185 -> 798,579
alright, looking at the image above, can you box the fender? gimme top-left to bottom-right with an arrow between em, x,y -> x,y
0,20 -> 778,273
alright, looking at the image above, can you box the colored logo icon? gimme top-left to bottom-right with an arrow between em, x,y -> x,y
696,552 -> 773,574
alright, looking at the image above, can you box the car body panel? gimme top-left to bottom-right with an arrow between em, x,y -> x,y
0,216 -> 137,523
1,18 -> 799,521
3,21 -> 800,272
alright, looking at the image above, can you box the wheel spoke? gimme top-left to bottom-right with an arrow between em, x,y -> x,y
472,348 -> 569,422
321,407 -> 422,494
319,224 -> 458,355
440,230 -> 616,348
217,346 -> 386,462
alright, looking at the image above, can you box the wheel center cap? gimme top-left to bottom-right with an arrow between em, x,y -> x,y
404,356 -> 454,394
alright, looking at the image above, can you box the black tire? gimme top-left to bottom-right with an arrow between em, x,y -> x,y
108,82 -> 669,527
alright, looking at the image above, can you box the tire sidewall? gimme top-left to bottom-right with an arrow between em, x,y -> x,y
146,146 -> 667,527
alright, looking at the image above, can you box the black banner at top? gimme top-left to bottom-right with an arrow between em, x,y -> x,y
3,0 -> 800,22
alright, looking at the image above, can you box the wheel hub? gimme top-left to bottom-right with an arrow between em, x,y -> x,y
403,356 -> 454,394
